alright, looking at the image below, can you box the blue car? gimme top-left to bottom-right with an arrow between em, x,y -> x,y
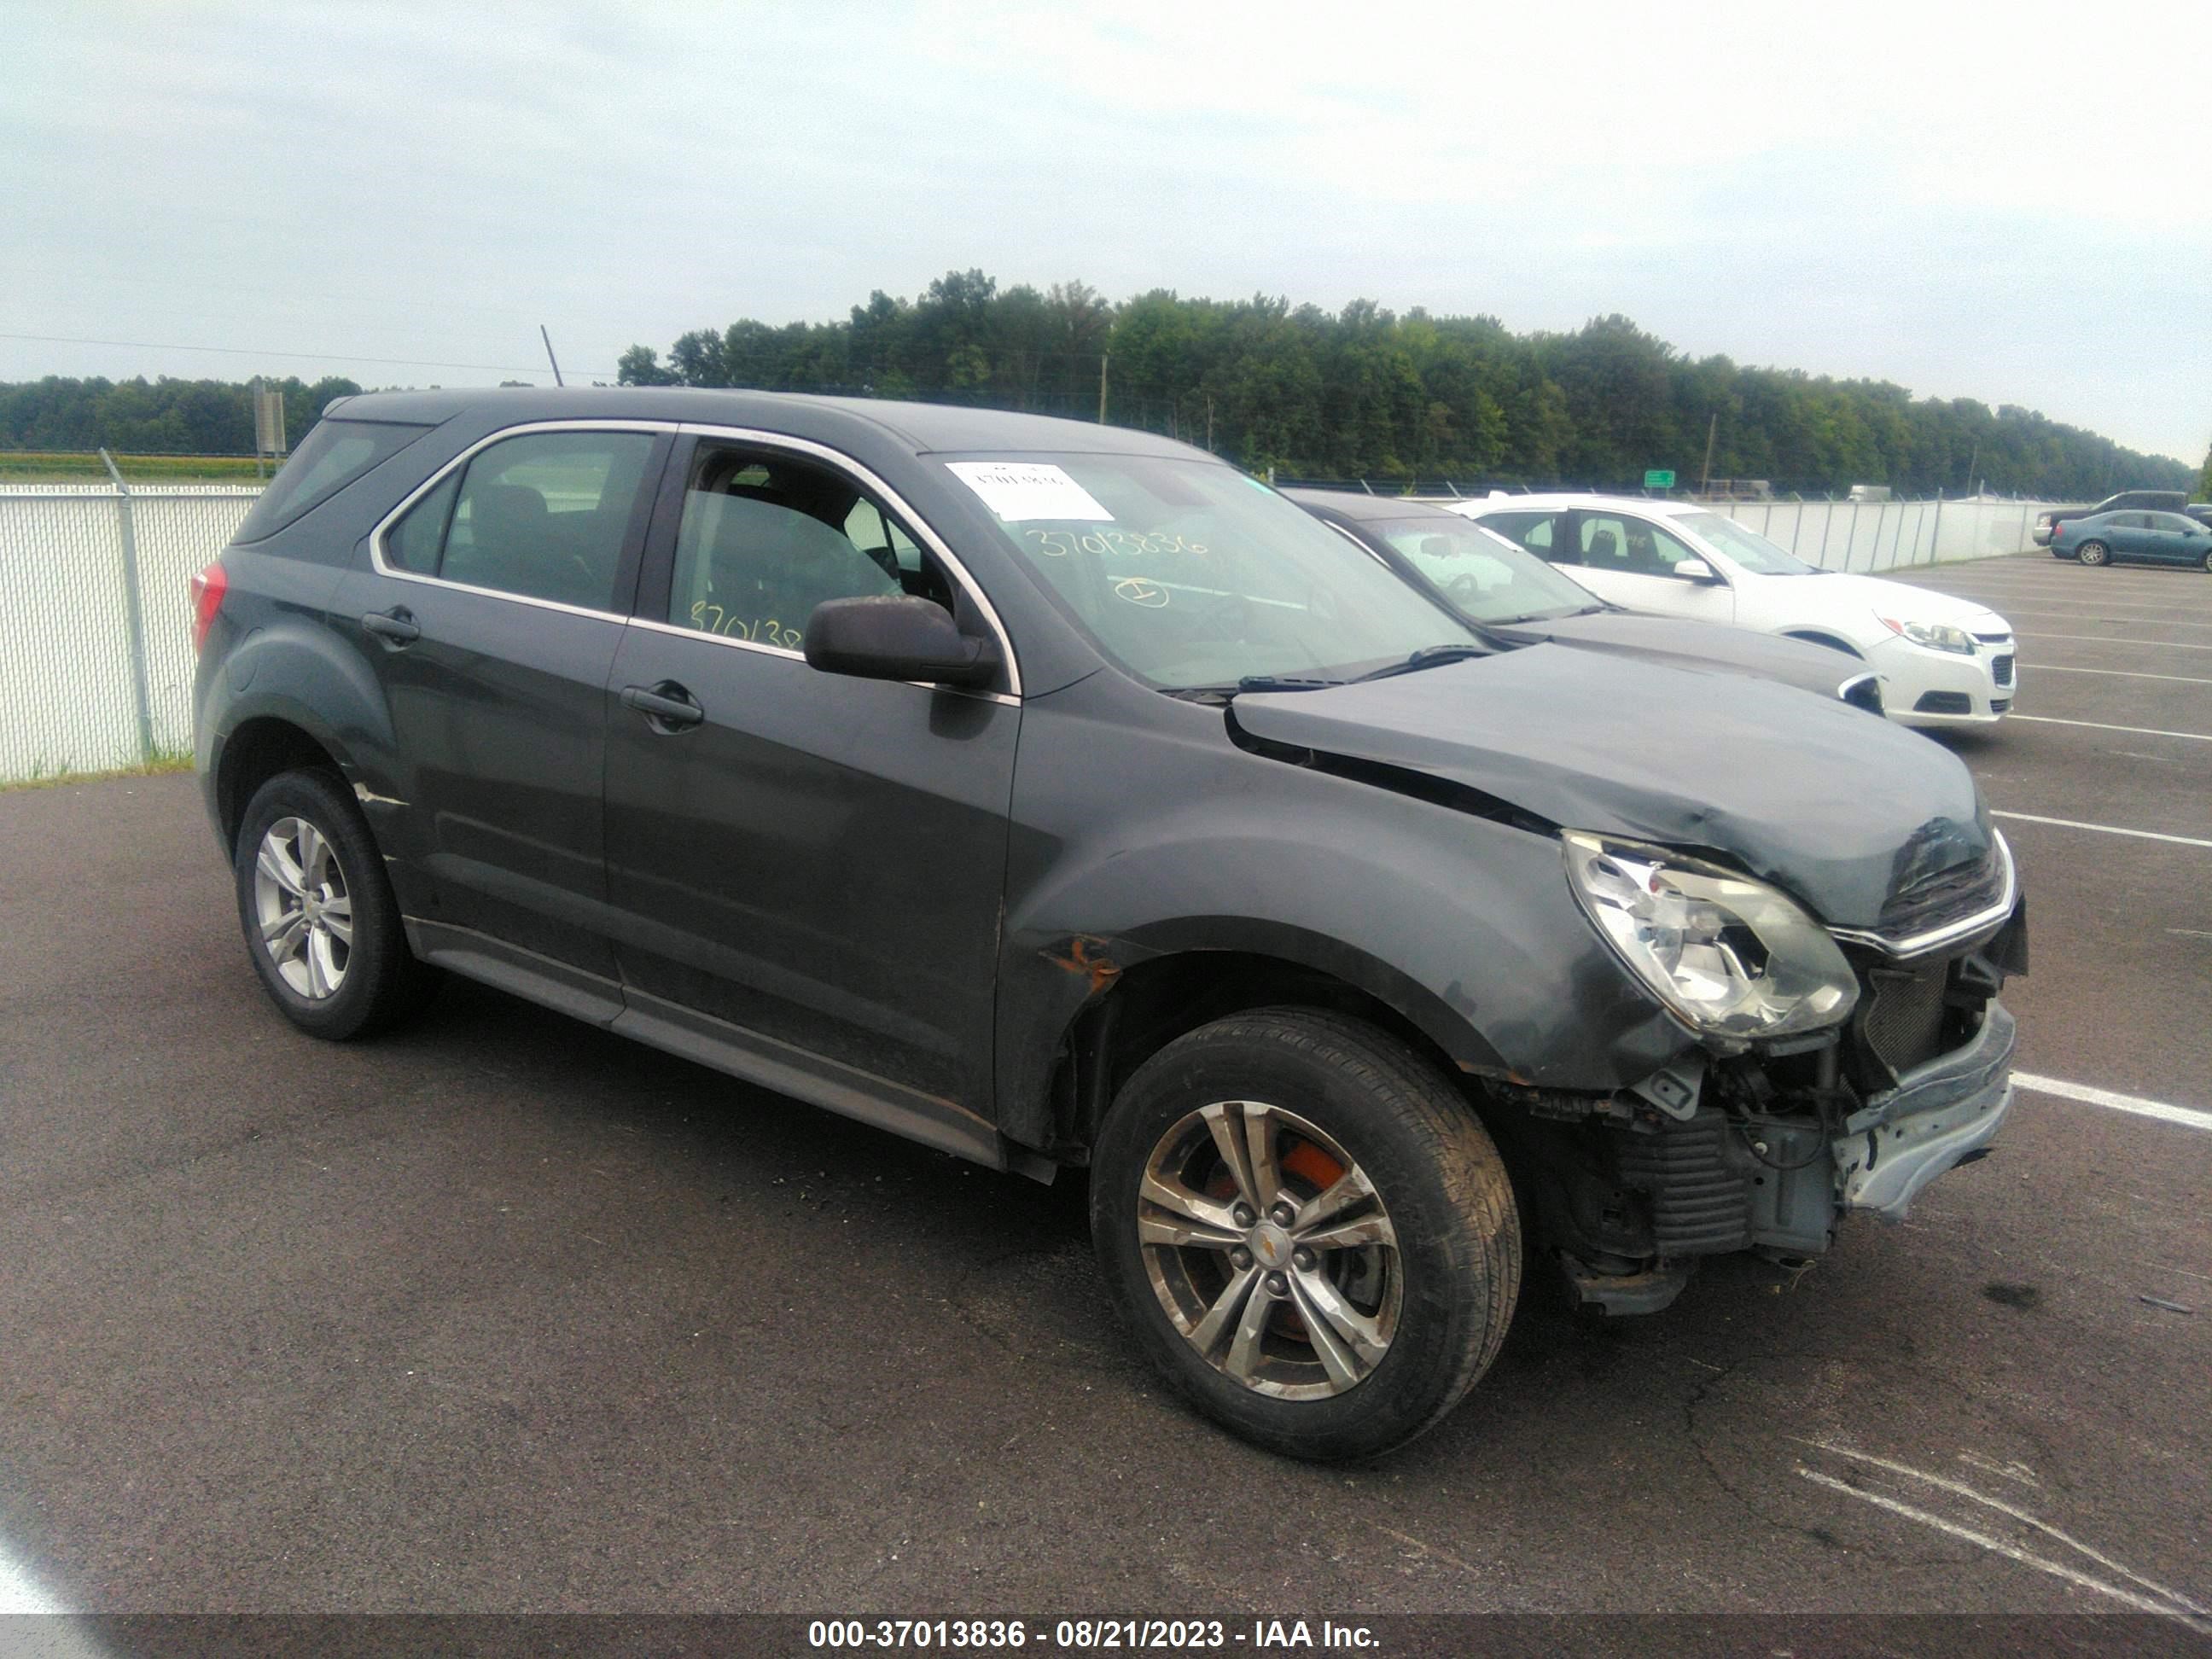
2052,509 -> 2212,570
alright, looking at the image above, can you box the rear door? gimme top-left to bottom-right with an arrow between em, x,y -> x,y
342,422 -> 669,977
599,432 -> 1021,1121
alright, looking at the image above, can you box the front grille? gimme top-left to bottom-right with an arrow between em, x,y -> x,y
1615,1115 -> 1751,1254
1992,654 -> 2014,687
1860,963 -> 1951,1074
1990,698 -> 2011,713
1913,690 -> 1973,715
1877,848 -> 2008,940
1973,631 -> 2012,645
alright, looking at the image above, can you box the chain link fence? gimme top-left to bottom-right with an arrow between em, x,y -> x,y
0,483 -> 259,783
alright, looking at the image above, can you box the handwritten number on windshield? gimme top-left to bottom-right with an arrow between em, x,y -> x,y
1024,528 -> 1207,560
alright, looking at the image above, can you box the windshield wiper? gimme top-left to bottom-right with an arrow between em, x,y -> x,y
1163,675 -> 1346,701
1350,643 -> 1491,684
1485,605 -> 1604,626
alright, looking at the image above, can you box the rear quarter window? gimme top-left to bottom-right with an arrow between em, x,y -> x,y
231,418 -> 434,544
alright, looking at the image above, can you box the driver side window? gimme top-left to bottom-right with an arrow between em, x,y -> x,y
1580,514 -> 1702,578
667,449 -> 947,651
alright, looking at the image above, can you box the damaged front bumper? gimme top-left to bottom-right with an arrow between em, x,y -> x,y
1834,999 -> 2015,1220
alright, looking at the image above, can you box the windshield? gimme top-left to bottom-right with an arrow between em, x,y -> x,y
955,456 -> 1479,689
1674,511 -> 1819,575
1365,515 -> 1597,622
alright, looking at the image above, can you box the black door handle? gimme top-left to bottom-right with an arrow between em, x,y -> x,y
362,608 -> 420,647
620,681 -> 705,731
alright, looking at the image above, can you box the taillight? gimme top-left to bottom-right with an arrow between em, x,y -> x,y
189,562 -> 229,653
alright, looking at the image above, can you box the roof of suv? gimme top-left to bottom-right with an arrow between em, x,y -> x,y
323,386 -> 1202,460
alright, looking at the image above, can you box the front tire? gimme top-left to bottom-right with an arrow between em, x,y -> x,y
234,769 -> 437,1039
2076,540 -> 2110,567
1091,1009 -> 1520,1460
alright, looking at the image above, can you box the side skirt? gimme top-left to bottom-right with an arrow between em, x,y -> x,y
405,918 -> 1040,1178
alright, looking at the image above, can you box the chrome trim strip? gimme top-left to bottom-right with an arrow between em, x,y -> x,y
1831,831 -> 2018,959
675,422 -> 1023,698
627,614 -> 802,663
362,417 -> 1025,704
366,419 -> 680,625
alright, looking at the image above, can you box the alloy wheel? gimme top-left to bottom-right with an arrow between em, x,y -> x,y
252,815 -> 352,999
1137,1099 -> 1401,1400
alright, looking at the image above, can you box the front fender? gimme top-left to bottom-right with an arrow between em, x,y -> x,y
992,674 -> 1690,1150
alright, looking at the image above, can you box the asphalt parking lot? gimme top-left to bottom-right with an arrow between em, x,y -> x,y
1,553 -> 2206,1632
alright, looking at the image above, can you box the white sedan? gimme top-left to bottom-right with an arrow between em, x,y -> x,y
1453,494 -> 2015,726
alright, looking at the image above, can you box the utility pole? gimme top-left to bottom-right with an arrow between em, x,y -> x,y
1206,397 -> 1214,451
1962,442 -> 1978,498
540,324 -> 565,387
1097,352 -> 1109,423
1699,412 -> 1717,496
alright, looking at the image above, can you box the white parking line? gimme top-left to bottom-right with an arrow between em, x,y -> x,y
2010,715 -> 2212,742
0,1551 -> 61,1615
2014,1074 -> 2212,1134
1795,1469 -> 2210,1626
2019,632 -> 2212,651
1940,590 -> 2212,609
1992,810 -> 2212,849
2025,665 -> 2212,685
1997,609 -> 2212,629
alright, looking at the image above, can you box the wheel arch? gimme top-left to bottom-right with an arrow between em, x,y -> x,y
214,714 -> 349,850
1021,932 -> 1500,1166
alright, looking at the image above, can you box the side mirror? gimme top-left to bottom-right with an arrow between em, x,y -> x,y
1674,557 -> 1722,584
804,596 -> 1002,689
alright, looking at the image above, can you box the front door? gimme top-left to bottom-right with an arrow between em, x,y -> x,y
1557,509 -> 1738,624
600,435 -> 1020,1118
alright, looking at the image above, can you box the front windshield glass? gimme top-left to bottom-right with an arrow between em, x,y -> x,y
1674,511 -> 1819,575
1366,515 -> 1597,621
953,456 -> 1477,689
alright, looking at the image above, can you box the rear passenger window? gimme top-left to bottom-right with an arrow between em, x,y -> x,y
392,431 -> 655,611
387,474 -> 457,573
1481,513 -> 1559,559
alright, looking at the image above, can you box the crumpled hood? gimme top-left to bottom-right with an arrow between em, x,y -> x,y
1491,611 -> 1871,702
1232,644 -> 1991,928
1781,572 -> 2010,632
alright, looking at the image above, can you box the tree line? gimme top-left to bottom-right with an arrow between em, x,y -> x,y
3,274 -> 2200,500
617,271 -> 2200,498
0,374 -> 366,459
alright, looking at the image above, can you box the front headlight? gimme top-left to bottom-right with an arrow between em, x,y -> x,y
1563,832 -> 1859,1044
1875,614 -> 1976,655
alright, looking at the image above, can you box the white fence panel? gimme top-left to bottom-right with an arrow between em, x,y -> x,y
0,486 -> 261,783
1700,497 -> 2056,572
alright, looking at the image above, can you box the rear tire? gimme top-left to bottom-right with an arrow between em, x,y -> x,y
2076,540 -> 2110,567
234,769 -> 438,1039
1091,1008 -> 1520,1460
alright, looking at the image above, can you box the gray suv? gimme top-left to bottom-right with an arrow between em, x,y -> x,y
193,389 -> 2026,1459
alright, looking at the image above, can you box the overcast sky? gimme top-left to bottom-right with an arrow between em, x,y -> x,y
5,0 -> 2206,464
